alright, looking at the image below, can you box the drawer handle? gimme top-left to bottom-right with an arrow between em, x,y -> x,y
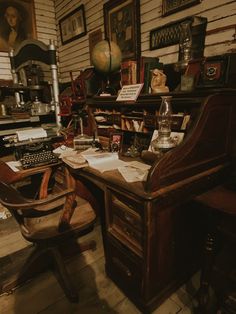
123,226 -> 134,238
112,257 -> 132,277
124,213 -> 134,224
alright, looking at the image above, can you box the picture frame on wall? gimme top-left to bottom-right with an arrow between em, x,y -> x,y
0,0 -> 37,52
59,4 -> 87,46
103,0 -> 140,61
162,0 -> 201,17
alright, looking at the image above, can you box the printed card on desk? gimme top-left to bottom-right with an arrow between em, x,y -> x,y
116,84 -> 143,102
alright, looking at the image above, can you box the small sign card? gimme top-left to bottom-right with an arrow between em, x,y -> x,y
116,84 -> 143,102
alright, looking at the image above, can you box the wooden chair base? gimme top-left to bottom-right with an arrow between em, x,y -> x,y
1,239 -> 96,302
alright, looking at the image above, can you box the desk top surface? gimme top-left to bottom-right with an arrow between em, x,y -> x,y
68,160 -> 227,204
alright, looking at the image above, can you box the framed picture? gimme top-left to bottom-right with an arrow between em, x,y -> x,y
162,0 -> 201,17
109,132 -> 123,153
103,0 -> 140,61
0,0 -> 36,52
59,4 -> 87,46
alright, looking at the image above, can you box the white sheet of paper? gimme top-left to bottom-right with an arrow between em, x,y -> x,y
6,161 -> 21,172
118,161 -> 151,182
16,128 -> 47,141
89,159 -> 127,173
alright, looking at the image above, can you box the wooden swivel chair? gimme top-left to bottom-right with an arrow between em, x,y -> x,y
0,167 -> 96,302
9,39 -> 61,126
195,184 -> 236,313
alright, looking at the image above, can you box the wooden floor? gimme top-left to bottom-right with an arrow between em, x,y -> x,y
0,216 -> 200,314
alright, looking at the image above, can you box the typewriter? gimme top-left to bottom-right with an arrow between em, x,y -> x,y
19,142 -> 59,169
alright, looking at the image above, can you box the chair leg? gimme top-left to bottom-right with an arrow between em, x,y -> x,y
50,247 -> 79,303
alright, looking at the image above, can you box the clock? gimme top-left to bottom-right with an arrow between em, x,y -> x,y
196,53 -> 236,88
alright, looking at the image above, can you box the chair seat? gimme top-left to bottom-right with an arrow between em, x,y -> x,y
195,185 -> 236,215
22,197 -> 96,243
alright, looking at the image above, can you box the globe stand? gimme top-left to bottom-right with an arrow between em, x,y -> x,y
97,76 -> 116,96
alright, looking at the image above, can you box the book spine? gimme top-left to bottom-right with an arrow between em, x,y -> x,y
121,61 -> 137,86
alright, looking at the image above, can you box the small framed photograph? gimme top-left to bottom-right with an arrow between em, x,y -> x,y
109,132 -> 123,152
59,4 -> 87,45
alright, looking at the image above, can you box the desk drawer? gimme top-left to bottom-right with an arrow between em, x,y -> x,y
108,190 -> 144,256
113,201 -> 142,231
106,237 -> 143,299
111,192 -> 143,214
112,214 -> 142,245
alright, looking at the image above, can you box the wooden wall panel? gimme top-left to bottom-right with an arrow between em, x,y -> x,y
55,0 -> 105,82
0,0 -> 235,83
55,0 -> 236,82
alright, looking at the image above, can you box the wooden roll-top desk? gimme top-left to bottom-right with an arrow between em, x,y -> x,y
70,89 -> 236,313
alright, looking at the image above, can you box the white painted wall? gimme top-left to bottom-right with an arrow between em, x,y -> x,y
0,0 -> 235,82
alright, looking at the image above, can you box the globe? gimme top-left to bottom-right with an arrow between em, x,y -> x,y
91,40 -> 122,74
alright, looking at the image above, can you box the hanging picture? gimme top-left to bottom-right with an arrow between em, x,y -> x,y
59,4 -> 87,45
103,0 -> 140,61
162,0 -> 201,16
0,0 -> 37,52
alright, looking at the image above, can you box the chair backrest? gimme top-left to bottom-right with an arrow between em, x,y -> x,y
0,180 -> 31,227
0,179 -> 96,245
0,179 -> 71,239
9,39 -> 61,126
0,180 -> 30,205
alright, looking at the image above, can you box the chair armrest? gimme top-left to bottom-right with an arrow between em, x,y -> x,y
0,161 -> 53,183
1,188 -> 75,211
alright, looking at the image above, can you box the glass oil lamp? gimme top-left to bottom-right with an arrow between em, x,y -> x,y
151,96 -> 177,153
174,20 -> 193,72
179,20 -> 192,63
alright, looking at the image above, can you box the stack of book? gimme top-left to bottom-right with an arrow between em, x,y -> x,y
73,135 -> 99,150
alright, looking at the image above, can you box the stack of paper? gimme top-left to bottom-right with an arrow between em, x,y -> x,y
118,161 -> 151,182
62,155 -> 88,169
81,149 -> 126,173
16,128 -> 47,141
